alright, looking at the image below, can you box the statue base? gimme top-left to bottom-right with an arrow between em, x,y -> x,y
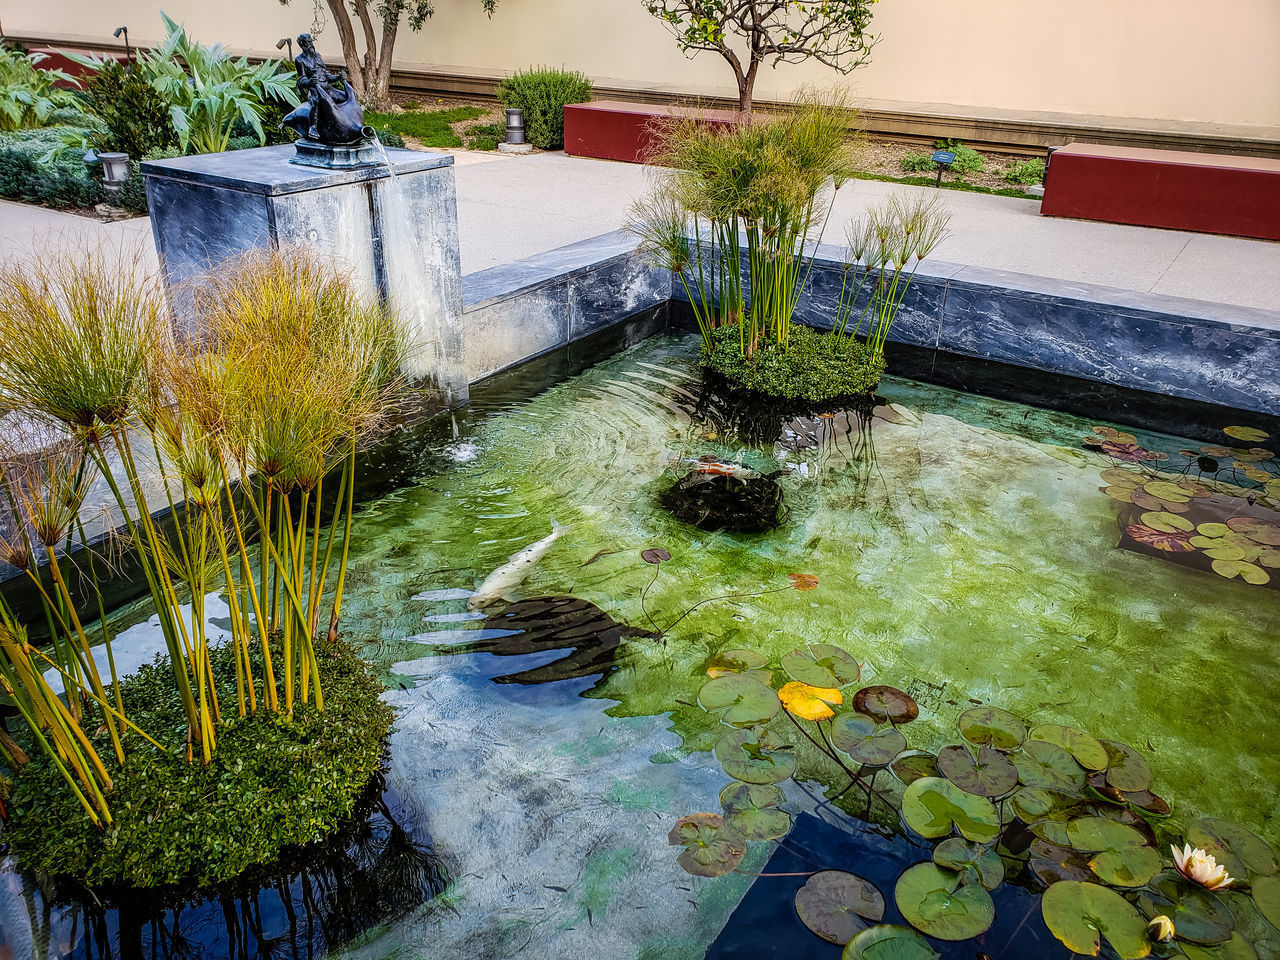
290,138 -> 381,169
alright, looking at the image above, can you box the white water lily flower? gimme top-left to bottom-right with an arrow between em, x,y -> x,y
1171,843 -> 1235,890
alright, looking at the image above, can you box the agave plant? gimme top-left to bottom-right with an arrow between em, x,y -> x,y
0,47 -> 82,132
67,12 -> 299,154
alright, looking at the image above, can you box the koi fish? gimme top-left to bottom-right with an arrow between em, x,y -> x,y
468,520 -> 569,610
683,456 -> 760,481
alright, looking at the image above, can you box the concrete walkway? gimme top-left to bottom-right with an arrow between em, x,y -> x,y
2,150 -> 1277,310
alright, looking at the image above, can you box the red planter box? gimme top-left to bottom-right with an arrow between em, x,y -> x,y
563,100 -> 742,164
1041,143 -> 1280,241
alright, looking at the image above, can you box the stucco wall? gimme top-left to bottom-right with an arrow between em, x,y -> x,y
9,0 -> 1279,128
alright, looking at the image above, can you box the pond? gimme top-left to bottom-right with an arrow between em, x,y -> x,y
3,332 -> 1278,960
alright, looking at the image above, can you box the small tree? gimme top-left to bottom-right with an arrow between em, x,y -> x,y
279,0 -> 497,109
644,0 -> 878,113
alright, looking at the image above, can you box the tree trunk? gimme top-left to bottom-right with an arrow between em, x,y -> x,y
351,0 -> 382,98
322,0 -> 367,101
737,68 -> 757,113
371,16 -> 400,110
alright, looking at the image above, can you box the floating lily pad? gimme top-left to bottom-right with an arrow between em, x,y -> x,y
831,713 -> 907,766
699,673 -> 781,727
1225,426 -> 1269,442
1255,874 -> 1280,931
1104,485 -> 1139,503
894,862 -> 995,941
933,838 -> 1004,890
842,924 -> 940,960
1100,468 -> 1142,488
901,777 -> 1001,843
854,685 -> 919,724
1101,740 -> 1153,793
782,643 -> 863,688
668,812 -> 746,877
1187,817 -> 1279,880
1029,724 -> 1109,771
719,781 -> 790,842
714,728 -> 796,784
1011,787 -> 1062,822
1182,935 -> 1262,960
937,744 -> 1018,798
1124,790 -> 1171,817
788,572 -> 820,590
1087,771 -> 1126,804
1030,819 -> 1074,847
778,681 -> 843,721
1126,524 -> 1197,552
706,648 -> 768,678
1139,872 -> 1235,946
1140,511 -> 1195,533
1227,517 -> 1280,546
1029,839 -> 1094,885
957,705 -> 1026,751
1211,559 -> 1270,585
890,750 -> 940,786
795,870 -> 886,945
1144,480 -> 1193,503
1133,489 -> 1190,512
1066,817 -> 1162,887
1014,739 -> 1087,794
1042,880 -> 1151,958
641,547 -> 671,564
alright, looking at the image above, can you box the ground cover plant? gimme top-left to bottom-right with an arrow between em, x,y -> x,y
0,246 -> 408,885
366,105 -> 485,148
496,66 -> 592,149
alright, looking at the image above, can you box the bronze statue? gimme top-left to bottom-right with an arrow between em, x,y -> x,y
281,34 -> 373,146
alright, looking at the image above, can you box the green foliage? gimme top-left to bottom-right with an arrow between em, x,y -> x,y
465,122 -> 504,150
116,146 -> 184,214
365,106 -> 484,148
702,324 -> 886,402
226,135 -> 259,152
82,60 -> 178,158
0,47 -> 82,132
496,67 -> 593,149
4,640 -> 394,887
850,170 -> 1037,200
0,125 -> 104,208
1003,156 -> 1046,185
899,150 -> 936,173
374,128 -> 406,149
933,139 -> 984,178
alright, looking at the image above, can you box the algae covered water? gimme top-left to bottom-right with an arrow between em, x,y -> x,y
3,333 -> 1278,959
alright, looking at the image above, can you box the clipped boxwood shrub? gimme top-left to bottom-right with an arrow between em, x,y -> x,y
116,146 -> 184,213
0,125 -> 105,208
702,323 -> 886,403
496,66 -> 592,149
4,639 -> 395,889
83,60 -> 178,158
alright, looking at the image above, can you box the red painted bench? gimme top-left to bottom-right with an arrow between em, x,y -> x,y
1041,143 -> 1280,241
563,100 -> 742,164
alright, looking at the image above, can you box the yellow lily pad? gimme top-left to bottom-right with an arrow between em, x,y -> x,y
779,681 -> 843,721
1211,559 -> 1270,585
1140,512 -> 1193,533
1143,480 -> 1192,503
1223,425 -> 1269,442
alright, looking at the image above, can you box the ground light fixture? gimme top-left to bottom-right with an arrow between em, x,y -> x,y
97,152 -> 131,199
505,108 -> 526,145
113,25 -> 131,64
276,37 -> 294,60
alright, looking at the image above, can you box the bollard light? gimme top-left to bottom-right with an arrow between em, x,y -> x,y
113,26 -> 132,65
276,37 -> 294,61
505,108 -> 526,145
97,152 -> 131,198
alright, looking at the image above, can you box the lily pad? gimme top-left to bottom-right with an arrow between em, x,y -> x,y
1066,817 -> 1162,887
668,813 -> 747,877
957,705 -> 1026,752
699,673 -> 781,727
901,777 -> 1001,843
831,713 -> 907,766
1124,790 -> 1171,817
1227,517 -> 1280,546
1011,787 -> 1062,822
1140,511 -> 1195,533
778,681 -> 843,721
788,572 -> 820,590
795,870 -> 886,945
894,862 -> 995,940
1041,880 -> 1151,958
853,685 -> 919,724
890,750 -> 940,785
933,838 -> 1004,890
1255,874 -> 1280,931
1144,480 -> 1193,503
937,744 -> 1018,798
1138,872 -> 1235,946
1101,740 -> 1153,793
842,925 -> 939,960
1211,559 -> 1270,585
1182,935 -> 1261,960
1187,817 -> 1279,880
1029,724 -> 1109,771
1013,739 -> 1087,794
714,728 -> 796,785
782,643 -> 863,688
1126,524 -> 1196,552
641,547 -> 671,564
1029,839 -> 1094,885
1225,426 -> 1269,442
1100,468 -> 1142,488
706,648 -> 767,678
719,781 -> 790,842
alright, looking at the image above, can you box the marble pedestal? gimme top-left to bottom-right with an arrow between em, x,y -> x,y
142,144 -> 467,405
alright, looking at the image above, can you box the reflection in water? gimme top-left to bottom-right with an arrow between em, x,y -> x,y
0,782 -> 446,960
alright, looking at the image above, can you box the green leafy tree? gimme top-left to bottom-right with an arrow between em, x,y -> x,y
643,0 -> 879,112
279,0 -> 497,110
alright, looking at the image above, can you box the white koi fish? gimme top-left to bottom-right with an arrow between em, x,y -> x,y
468,520 -> 569,610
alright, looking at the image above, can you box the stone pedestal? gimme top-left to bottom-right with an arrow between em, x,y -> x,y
142,144 -> 467,406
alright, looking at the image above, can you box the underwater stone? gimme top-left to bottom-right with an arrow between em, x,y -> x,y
660,470 -> 785,533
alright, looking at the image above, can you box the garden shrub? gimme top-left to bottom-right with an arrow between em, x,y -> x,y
702,323 -> 886,403
116,146 -> 184,213
934,139 -> 984,178
0,125 -> 104,208
496,67 -> 593,149
1003,157 -> 1045,185
83,60 -> 178,158
900,150 -> 936,173
375,128 -> 406,149
465,122 -> 504,150
4,639 -> 395,888
0,48 -> 82,131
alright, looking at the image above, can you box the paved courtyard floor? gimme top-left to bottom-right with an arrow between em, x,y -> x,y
1,149 -> 1277,311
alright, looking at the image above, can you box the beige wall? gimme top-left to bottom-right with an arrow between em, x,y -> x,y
7,0 -> 1279,128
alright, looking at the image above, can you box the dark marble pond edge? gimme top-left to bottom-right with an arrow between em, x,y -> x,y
462,229 -> 1278,417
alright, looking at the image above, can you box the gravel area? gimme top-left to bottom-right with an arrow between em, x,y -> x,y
858,137 -> 1043,191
